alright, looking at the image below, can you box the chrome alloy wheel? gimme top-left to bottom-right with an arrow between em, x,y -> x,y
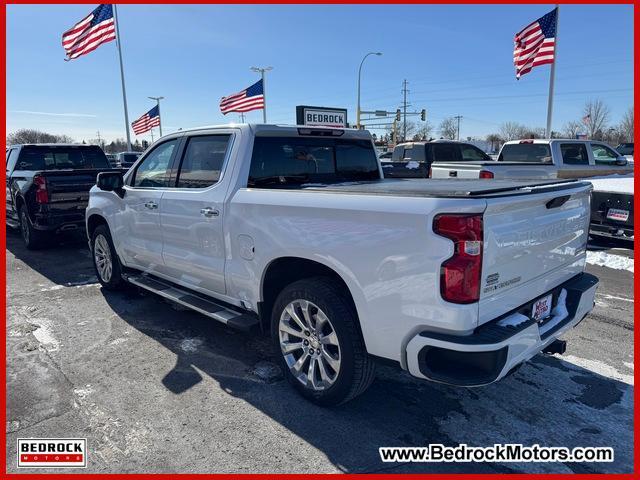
93,234 -> 113,283
278,299 -> 341,391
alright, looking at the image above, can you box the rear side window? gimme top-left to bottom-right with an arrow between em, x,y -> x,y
432,144 -> 461,162
560,143 -> 589,165
176,135 -> 231,188
16,146 -> 110,170
249,137 -> 379,186
498,144 -> 552,163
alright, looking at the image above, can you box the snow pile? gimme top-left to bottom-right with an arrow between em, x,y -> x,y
586,251 -> 634,273
588,173 -> 634,194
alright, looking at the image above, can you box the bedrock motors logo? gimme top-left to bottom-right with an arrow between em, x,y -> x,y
18,438 -> 87,468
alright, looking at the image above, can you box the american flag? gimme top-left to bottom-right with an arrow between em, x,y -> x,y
132,105 -> 161,135
220,80 -> 265,114
513,8 -> 557,79
62,4 -> 116,61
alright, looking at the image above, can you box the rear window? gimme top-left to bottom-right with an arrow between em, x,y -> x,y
120,153 -> 139,164
498,143 -> 552,163
248,136 -> 379,187
17,145 -> 110,170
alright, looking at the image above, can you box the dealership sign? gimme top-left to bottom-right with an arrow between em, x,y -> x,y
296,106 -> 348,128
18,438 -> 87,468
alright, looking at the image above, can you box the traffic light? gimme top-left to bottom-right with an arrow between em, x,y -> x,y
421,109 -> 426,121
395,109 -> 401,121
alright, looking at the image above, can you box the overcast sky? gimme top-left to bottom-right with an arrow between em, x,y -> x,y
6,4 -> 634,143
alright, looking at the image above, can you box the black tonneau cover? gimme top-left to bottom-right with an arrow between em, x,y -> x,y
293,178 -> 590,198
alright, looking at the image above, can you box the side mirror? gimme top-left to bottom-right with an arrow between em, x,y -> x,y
615,156 -> 628,166
97,171 -> 125,197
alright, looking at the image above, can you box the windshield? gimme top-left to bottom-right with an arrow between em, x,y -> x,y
18,145 -> 110,170
248,136 -> 379,187
498,143 -> 552,163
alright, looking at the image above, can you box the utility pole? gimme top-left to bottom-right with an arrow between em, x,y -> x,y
150,128 -> 154,143
148,96 -> 164,136
96,131 -> 103,149
401,79 -> 410,141
454,115 -> 463,140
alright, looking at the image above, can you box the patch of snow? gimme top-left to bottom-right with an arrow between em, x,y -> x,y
40,285 -> 64,292
586,251 -> 634,273
109,337 -> 128,346
73,384 -> 93,399
31,318 -> 60,352
562,355 -> 634,385
623,362 -> 634,370
539,289 -> 568,336
180,337 -> 203,353
588,174 -> 634,194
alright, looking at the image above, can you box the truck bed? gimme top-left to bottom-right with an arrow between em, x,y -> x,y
293,178 -> 589,198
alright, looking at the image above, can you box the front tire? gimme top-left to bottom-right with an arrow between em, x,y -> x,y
271,277 -> 376,406
91,224 -> 125,290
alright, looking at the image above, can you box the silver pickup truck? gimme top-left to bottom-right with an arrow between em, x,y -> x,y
430,139 -> 632,180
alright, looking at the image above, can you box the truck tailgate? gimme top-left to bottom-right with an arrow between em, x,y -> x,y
44,169 -> 106,205
478,182 -> 592,325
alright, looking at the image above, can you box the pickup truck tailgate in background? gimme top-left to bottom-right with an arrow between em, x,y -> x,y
478,183 -> 591,326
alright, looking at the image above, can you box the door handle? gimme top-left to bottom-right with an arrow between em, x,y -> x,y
200,207 -> 219,218
144,201 -> 158,210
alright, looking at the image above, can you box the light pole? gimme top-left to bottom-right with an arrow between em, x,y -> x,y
356,52 -> 382,129
148,96 -> 164,137
250,66 -> 273,123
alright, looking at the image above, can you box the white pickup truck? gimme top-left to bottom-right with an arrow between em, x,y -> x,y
430,139 -> 632,180
86,125 -> 598,405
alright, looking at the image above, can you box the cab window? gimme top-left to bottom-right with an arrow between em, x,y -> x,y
560,143 -> 589,165
176,135 -> 231,188
432,144 -> 461,162
460,144 -> 490,161
131,139 -> 178,188
591,144 -> 619,165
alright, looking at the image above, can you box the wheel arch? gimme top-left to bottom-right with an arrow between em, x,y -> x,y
259,256 -> 365,336
86,213 -> 109,239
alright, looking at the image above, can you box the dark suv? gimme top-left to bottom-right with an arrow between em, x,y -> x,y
381,140 -> 492,178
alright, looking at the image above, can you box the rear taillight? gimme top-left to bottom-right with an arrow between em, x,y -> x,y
479,170 -> 494,179
34,175 -> 49,204
433,214 -> 483,304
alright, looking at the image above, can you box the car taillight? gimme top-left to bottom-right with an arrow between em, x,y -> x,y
34,175 -> 49,204
479,170 -> 494,179
433,214 -> 483,304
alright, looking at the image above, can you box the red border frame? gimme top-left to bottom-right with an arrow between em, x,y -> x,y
1,1 -> 637,478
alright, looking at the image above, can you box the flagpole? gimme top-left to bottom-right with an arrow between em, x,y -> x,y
545,5 -> 559,139
251,66 -> 273,123
113,4 -> 132,151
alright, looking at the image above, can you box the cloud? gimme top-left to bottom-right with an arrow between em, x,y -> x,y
11,110 -> 97,118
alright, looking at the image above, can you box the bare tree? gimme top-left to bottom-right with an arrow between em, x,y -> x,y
562,121 -> 583,139
439,117 -> 458,140
485,133 -> 503,152
412,121 -> 433,141
583,99 -> 610,140
499,121 -> 527,141
7,129 -> 74,145
522,127 -> 546,139
618,107 -> 634,142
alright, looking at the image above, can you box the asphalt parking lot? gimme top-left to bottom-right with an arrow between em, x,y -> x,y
6,229 -> 634,474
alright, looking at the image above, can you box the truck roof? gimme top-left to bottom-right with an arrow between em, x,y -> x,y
8,143 -> 99,148
502,139 -> 606,145
172,123 -> 373,140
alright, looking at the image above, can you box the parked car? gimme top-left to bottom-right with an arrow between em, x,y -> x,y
87,124 -> 598,405
116,151 -> 141,168
430,139 -> 632,179
5,144 -> 121,249
381,140 -> 492,178
589,175 -> 634,241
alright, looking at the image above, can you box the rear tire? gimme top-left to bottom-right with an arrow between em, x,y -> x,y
271,277 -> 376,406
19,206 -> 47,250
91,224 -> 125,290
